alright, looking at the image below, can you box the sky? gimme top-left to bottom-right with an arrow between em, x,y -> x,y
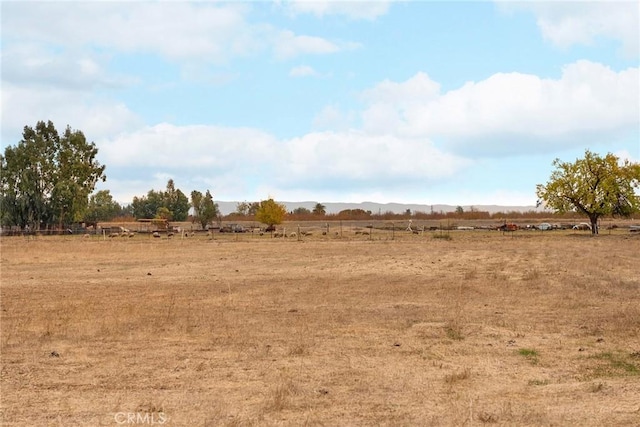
1,0 -> 639,208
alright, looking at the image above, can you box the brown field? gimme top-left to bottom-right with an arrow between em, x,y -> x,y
1,228 -> 639,426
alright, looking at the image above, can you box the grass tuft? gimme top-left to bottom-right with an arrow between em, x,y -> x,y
522,269 -> 541,281
587,352 -> 639,378
263,380 -> 298,413
445,321 -> 464,340
518,348 -> 539,365
444,368 -> 470,383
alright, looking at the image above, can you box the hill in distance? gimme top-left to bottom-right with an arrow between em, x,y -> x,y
215,201 -> 544,216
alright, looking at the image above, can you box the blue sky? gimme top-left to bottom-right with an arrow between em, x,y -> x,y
1,0 -> 638,208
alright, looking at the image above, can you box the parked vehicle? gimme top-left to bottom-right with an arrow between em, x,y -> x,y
497,223 -> 518,232
220,224 -> 248,233
538,223 -> 552,231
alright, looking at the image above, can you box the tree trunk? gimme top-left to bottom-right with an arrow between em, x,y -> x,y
589,215 -> 599,235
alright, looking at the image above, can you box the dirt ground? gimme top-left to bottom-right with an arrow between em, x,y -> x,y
1,229 -> 639,426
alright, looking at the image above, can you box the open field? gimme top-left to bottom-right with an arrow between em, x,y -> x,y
1,230 -> 639,426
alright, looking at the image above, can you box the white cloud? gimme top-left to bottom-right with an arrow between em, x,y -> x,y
361,72 -> 441,106
96,124 -> 281,201
359,61 -> 639,155
101,124 -> 469,182
289,65 -> 319,77
282,0 -> 392,20
501,1 -> 639,57
273,30 -> 359,59
1,83 -> 142,145
100,123 -> 278,169
283,131 -> 470,182
1,43 -> 133,90
1,2 -> 357,64
2,2 -> 251,62
94,124 -> 470,203
359,72 -> 441,135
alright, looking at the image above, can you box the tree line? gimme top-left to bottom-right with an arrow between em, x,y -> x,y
2,121 -> 639,233
0,121 -> 289,230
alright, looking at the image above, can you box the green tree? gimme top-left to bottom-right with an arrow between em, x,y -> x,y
164,179 -> 189,221
155,206 -> 173,220
191,190 -> 219,229
191,191 -> 203,221
235,201 -> 250,216
337,208 -> 371,218
84,190 -> 122,223
536,150 -> 640,234
312,203 -> 326,215
292,207 -> 311,215
121,204 -> 133,217
247,202 -> 260,216
235,201 -> 260,216
131,180 -> 189,221
0,120 -> 106,230
256,198 -> 287,229
455,206 -> 464,215
132,190 -> 164,219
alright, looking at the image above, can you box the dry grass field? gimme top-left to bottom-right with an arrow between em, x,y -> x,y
1,228 -> 639,426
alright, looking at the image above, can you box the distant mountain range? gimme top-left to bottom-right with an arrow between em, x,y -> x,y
215,201 -> 544,216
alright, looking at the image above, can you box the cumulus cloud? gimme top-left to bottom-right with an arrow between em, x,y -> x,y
100,123 -> 278,168
361,72 -> 441,106
358,61 -> 639,155
501,1 -> 639,57
283,131 -> 470,183
1,43 -> 134,90
2,2 -> 251,62
96,124 -> 281,201
105,125 -> 468,182
1,83 -> 142,145
94,124 -> 470,202
1,2 -> 357,64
